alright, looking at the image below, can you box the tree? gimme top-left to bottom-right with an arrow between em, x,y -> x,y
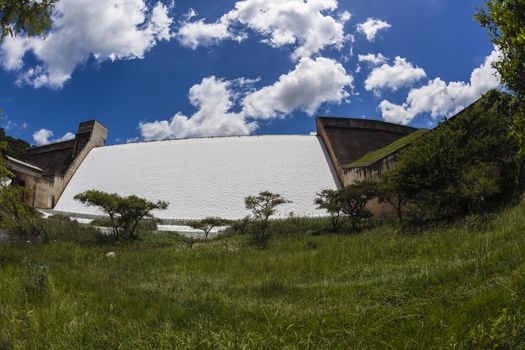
117,195 -> 168,240
338,180 -> 378,230
245,191 -> 290,246
476,0 -> 525,160
1,0 -> 57,39
390,90 -> 519,226
74,190 -> 168,240
314,189 -> 343,232
0,185 -> 34,223
188,217 -> 230,240
376,171 -> 409,222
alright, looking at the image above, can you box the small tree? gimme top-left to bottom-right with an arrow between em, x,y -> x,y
245,191 -> 290,246
75,190 -> 121,239
0,185 -> 37,235
117,195 -> 168,240
74,190 -> 168,240
314,189 -> 342,232
377,172 -> 409,223
339,180 -> 378,230
188,217 -> 229,240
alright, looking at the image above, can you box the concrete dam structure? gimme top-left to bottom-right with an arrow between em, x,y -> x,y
8,117 -> 418,219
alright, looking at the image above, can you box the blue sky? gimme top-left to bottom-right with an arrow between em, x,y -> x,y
0,0 -> 497,145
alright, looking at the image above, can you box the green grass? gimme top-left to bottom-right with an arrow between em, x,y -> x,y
1,201 -> 525,349
344,129 -> 429,168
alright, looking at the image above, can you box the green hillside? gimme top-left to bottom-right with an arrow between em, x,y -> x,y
1,200 -> 525,349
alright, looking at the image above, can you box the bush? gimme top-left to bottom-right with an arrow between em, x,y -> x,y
40,218 -> 103,244
188,217 -> 230,240
74,190 -> 168,240
91,216 -> 159,232
0,186 -> 38,236
244,191 -> 290,248
388,90 -> 520,228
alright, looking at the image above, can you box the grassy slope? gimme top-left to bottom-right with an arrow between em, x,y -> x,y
345,129 -> 429,168
1,202 -> 525,349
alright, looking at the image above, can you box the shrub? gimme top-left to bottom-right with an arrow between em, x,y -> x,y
338,180 -> 378,231
244,191 -> 290,247
389,90 -> 520,228
74,190 -> 168,240
188,217 -> 230,240
91,216 -> 158,232
0,186 -> 39,236
314,189 -> 343,232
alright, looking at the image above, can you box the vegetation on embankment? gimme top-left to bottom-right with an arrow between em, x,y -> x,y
1,199 -> 525,349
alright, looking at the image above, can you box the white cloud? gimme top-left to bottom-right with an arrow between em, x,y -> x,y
379,48 -> 501,125
356,18 -> 391,42
0,0 -> 173,89
139,57 -> 354,140
358,53 -> 388,66
140,76 -> 256,140
33,129 -> 75,146
365,57 -> 427,93
242,57 -> 353,118
176,0 -> 351,60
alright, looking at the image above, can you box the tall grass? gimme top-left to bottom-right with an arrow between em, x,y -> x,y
0,200 -> 524,348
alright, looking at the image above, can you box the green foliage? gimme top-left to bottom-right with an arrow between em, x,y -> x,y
41,218 -> 105,244
376,171 -> 408,222
245,191 -> 290,247
476,0 -> 525,158
314,189 -> 343,232
338,180 -> 378,230
0,0 -> 57,39
0,128 -> 30,160
391,90 -> 520,227
1,197 -> 525,348
22,257 -> 48,297
0,185 -> 38,236
188,217 -> 230,240
74,190 -> 168,241
91,216 -> 158,232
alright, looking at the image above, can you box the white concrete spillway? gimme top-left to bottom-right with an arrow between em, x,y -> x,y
55,135 -> 340,220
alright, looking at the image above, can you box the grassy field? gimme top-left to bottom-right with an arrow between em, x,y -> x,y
1,202 -> 525,349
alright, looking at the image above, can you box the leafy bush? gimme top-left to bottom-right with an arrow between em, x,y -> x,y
188,217 -> 231,240
0,186 -> 39,236
74,190 -> 168,240
389,90 -> 520,228
91,216 -> 158,232
314,189 -> 343,232
244,191 -> 290,248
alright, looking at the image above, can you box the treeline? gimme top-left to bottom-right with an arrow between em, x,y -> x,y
315,90 -> 522,232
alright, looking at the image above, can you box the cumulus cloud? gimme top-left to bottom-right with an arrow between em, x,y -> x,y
139,76 -> 256,140
139,57 -> 353,140
242,57 -> 353,118
356,18 -> 391,42
0,0 -> 173,89
176,0 -> 351,60
33,129 -> 75,146
365,57 -> 427,93
358,53 -> 388,66
379,48 -> 501,125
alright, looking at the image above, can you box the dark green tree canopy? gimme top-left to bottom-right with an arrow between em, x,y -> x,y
476,0 -> 525,157
1,0 -> 57,39
391,90 -> 520,225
